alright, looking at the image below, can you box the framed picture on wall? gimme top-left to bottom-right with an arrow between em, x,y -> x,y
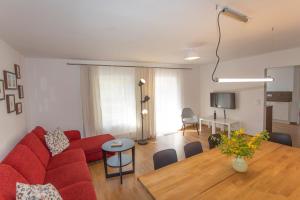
3,71 -> 17,90
18,85 -> 24,99
0,80 -> 5,100
14,64 -> 21,79
6,94 -> 15,113
16,102 -> 22,115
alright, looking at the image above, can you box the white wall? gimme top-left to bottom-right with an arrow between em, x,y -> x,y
197,47 -> 300,134
24,58 -> 83,133
267,67 -> 294,92
0,39 -> 26,159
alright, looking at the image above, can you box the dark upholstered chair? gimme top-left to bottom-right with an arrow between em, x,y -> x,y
153,149 -> 178,170
269,132 -> 292,146
208,133 -> 221,149
181,108 -> 199,136
184,141 -> 203,158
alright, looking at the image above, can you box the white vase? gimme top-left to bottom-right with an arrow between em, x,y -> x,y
232,157 -> 248,173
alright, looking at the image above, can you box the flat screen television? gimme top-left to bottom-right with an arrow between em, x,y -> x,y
210,92 -> 236,109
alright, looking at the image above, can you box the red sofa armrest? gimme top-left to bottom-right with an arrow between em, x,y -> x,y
64,130 -> 81,142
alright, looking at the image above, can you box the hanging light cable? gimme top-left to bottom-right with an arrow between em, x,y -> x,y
212,6 -> 274,83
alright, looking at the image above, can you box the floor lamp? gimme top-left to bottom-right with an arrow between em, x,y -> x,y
138,78 -> 150,145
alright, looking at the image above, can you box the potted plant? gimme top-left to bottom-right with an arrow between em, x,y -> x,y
218,129 -> 269,172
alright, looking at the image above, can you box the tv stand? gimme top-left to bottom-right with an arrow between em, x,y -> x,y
199,116 -> 240,138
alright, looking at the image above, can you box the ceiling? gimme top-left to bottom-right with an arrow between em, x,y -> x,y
0,0 -> 300,65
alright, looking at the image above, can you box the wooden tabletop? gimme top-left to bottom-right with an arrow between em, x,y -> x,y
138,141 -> 300,200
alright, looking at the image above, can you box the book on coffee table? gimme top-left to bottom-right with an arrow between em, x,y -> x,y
111,140 -> 123,147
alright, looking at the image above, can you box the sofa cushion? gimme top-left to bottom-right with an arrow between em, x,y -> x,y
68,134 -> 114,161
45,162 -> 91,189
45,128 -> 70,156
2,144 -> 46,184
47,149 -> 86,170
59,181 -> 97,200
16,182 -> 62,200
20,133 -> 50,167
0,164 -> 29,200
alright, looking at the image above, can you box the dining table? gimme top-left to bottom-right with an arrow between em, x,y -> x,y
138,141 -> 300,200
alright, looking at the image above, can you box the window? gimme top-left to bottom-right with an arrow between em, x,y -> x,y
99,67 -> 137,136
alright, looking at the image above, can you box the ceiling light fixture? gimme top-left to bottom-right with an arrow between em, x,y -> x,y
212,6 -> 274,83
184,48 -> 200,61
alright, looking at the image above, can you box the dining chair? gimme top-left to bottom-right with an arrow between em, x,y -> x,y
269,132 -> 292,146
153,149 -> 178,170
208,133 -> 221,149
181,108 -> 200,136
184,141 -> 203,158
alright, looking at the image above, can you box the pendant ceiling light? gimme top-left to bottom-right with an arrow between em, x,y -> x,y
212,6 -> 274,83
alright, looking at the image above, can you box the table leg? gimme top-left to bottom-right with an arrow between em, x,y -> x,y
199,119 -> 202,133
102,150 -> 108,178
132,147 -> 135,173
212,122 -> 216,135
228,124 -> 231,138
118,152 -> 123,184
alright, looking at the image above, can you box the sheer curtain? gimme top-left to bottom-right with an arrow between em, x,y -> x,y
154,69 -> 183,136
99,66 -> 137,137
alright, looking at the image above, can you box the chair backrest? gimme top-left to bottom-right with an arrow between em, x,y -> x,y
181,108 -> 195,119
269,132 -> 292,146
208,134 -> 221,149
153,149 -> 178,170
184,141 -> 203,158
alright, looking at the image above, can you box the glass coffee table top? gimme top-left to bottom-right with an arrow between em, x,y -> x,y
102,138 -> 135,152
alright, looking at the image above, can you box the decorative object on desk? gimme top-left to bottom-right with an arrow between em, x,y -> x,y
18,85 -> 24,99
213,110 -> 216,120
111,140 -> 123,147
3,71 -> 17,90
16,102 -> 22,114
138,78 -> 150,145
6,94 -> 15,113
218,129 -> 269,172
0,80 -> 5,100
14,64 -> 21,79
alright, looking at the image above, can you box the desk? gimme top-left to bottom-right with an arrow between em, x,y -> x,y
199,116 -> 240,137
138,142 -> 300,200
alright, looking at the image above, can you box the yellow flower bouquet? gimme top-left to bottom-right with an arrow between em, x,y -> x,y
218,129 -> 269,172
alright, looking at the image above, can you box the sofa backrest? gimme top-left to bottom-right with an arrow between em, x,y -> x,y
2,144 -> 46,184
0,164 -> 29,200
32,126 -> 47,146
19,133 -> 50,167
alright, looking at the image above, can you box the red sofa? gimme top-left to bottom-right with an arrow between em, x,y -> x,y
0,126 -> 115,200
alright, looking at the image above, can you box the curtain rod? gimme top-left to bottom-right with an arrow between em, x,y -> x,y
66,63 -> 192,70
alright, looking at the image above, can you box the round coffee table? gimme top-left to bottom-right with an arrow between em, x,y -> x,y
102,138 -> 135,184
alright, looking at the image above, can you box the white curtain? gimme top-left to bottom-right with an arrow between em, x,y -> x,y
99,66 -> 137,138
154,69 -> 183,136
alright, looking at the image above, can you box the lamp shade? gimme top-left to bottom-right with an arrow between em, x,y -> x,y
139,78 -> 146,86
142,109 -> 148,115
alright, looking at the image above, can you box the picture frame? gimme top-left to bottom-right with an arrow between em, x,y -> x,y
3,71 -> 17,90
6,94 -> 15,113
16,102 -> 22,115
14,64 -> 21,79
18,85 -> 24,99
0,80 -> 5,100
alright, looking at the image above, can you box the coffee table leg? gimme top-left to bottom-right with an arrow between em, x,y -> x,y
132,147 -> 135,173
102,150 -> 108,178
118,152 -> 123,184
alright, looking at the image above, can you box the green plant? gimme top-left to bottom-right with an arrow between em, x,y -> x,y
218,129 -> 269,159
